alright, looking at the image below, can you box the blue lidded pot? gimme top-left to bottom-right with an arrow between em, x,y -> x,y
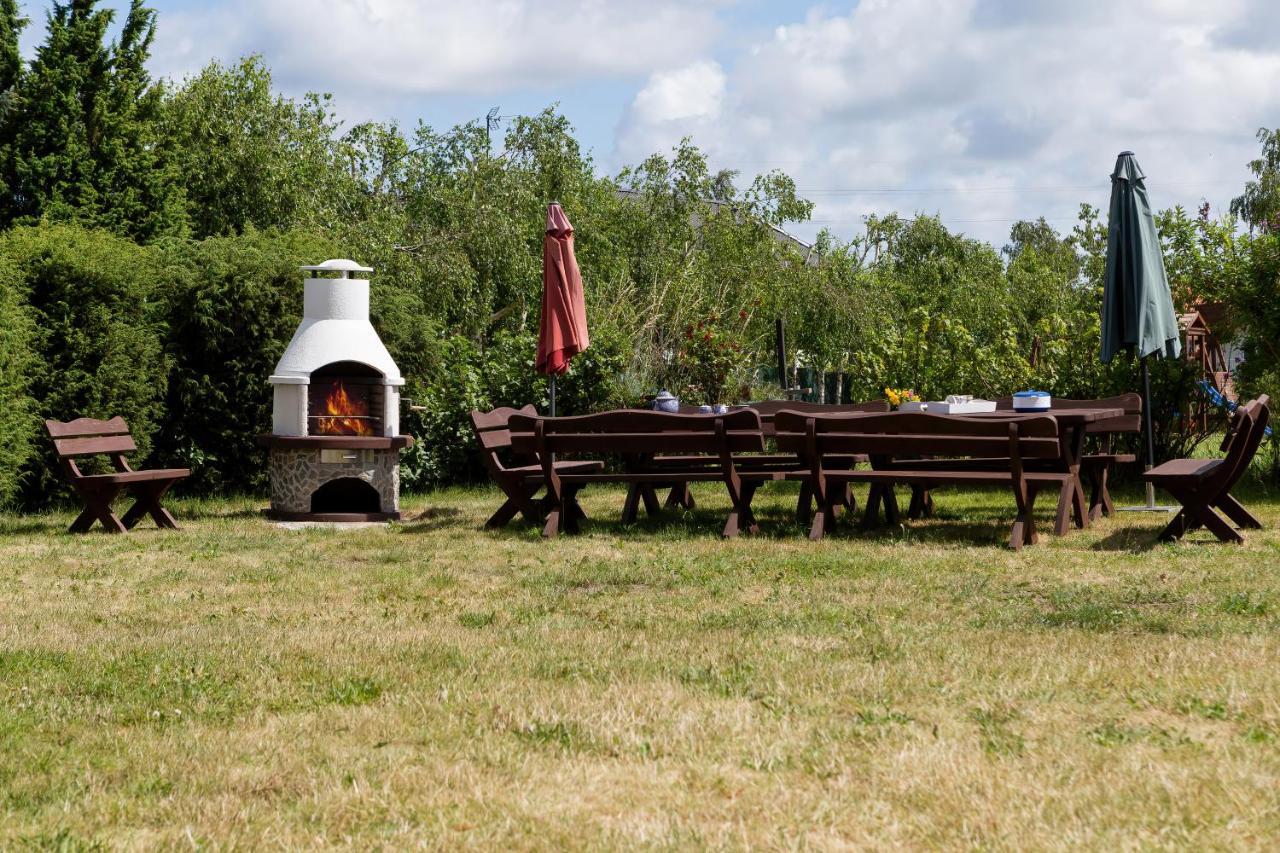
1013,390 -> 1052,412
653,389 -> 680,413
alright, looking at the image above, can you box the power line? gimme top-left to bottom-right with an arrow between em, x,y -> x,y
796,180 -> 1240,195
807,215 -> 1083,225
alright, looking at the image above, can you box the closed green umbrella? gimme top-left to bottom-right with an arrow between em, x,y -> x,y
1100,150 -> 1182,509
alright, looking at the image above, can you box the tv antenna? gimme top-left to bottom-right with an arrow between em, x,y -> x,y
486,106 -> 502,141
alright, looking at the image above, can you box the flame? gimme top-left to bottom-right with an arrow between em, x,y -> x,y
314,379 -> 375,436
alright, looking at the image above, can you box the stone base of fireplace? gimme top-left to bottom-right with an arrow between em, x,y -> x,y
257,435 -> 413,522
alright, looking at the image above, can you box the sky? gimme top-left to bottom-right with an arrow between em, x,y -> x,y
18,0 -> 1280,248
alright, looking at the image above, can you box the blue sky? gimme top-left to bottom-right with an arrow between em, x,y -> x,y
17,1 -> 1280,247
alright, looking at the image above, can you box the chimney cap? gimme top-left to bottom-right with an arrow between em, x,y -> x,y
299,258 -> 373,275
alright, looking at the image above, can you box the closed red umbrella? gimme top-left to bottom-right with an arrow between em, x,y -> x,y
536,203 -> 588,415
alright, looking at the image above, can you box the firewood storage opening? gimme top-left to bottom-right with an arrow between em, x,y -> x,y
311,477 -> 381,514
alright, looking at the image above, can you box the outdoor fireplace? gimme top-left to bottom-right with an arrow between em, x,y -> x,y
258,259 -> 412,521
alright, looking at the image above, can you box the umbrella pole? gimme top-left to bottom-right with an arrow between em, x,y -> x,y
1120,355 -> 1175,512
1142,357 -> 1156,507
548,374 -> 556,467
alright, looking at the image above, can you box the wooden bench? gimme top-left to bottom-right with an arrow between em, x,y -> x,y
655,399 -> 888,513
508,410 -> 767,538
470,405 -> 604,529
996,394 -> 1141,519
775,410 -> 1074,549
1145,395 -> 1270,544
44,417 -> 191,534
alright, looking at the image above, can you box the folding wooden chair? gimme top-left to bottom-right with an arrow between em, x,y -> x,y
1144,395 -> 1270,544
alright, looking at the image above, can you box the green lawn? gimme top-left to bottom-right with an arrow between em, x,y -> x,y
2,482 -> 1279,849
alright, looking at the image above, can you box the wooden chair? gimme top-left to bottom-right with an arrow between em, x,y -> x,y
1144,395 -> 1270,544
469,405 -> 603,529
508,409 -> 766,538
995,394 -> 1142,519
44,417 -> 191,534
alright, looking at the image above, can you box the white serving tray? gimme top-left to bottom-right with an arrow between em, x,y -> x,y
921,399 -> 998,415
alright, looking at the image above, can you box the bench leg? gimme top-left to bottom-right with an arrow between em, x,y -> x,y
1053,479 -> 1075,536
1009,484 -> 1040,550
1158,509 -> 1190,541
664,483 -> 694,510
640,485 -> 662,518
1087,463 -> 1115,522
487,482 -> 543,529
882,486 -> 900,526
862,484 -> 884,528
70,484 -> 126,534
1194,504 -> 1244,544
69,507 -> 97,534
809,496 -> 836,541
796,482 -> 813,526
621,484 -> 642,524
541,507 -> 562,538
1159,484 -> 1245,544
721,482 -> 760,539
122,480 -> 181,530
843,484 -> 857,516
568,491 -> 588,522
907,485 -> 932,520
1216,493 -> 1262,530
562,485 -> 584,534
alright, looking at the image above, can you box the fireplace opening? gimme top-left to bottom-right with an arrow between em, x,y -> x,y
310,478 -> 381,514
309,361 -> 384,437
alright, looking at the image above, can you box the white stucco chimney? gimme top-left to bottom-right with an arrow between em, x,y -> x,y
268,259 -> 404,437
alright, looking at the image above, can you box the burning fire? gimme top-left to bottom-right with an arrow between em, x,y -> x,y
314,379 -> 375,436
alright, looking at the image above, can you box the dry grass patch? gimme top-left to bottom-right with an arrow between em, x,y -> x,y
1,482 -> 1279,849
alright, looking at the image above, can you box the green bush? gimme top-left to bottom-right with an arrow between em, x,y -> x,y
0,224 -> 169,507
400,327 -> 631,490
156,229 -> 338,494
0,256 -> 37,507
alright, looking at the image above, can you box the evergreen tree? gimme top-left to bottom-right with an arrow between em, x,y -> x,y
6,0 -> 185,240
0,0 -> 27,213
0,0 -> 23,104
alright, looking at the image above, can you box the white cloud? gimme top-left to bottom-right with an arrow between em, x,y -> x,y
616,60 -> 727,160
151,0 -> 720,96
614,0 -> 1280,246
630,61 -> 725,125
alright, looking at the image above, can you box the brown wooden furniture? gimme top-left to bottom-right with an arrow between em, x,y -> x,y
44,417 -> 191,534
867,407 -> 1124,535
775,411 -> 1077,549
1144,395 -> 1270,544
996,394 -> 1141,519
469,405 -> 603,529
508,410 -> 768,538
657,399 -> 889,513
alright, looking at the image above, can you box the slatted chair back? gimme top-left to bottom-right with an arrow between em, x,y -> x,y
469,405 -> 538,472
44,417 -> 138,479
774,410 -> 1061,461
509,409 -> 765,457
1196,403 -> 1259,497
1219,395 -> 1271,489
994,393 -> 1141,434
